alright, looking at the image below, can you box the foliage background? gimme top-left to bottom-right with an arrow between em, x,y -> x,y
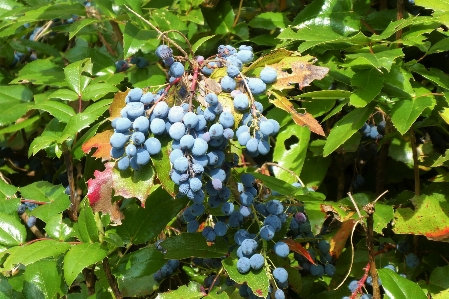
0,0 -> 448,298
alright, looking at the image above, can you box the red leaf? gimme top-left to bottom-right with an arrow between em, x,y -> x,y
87,163 -> 123,223
330,219 -> 356,259
283,239 -> 316,265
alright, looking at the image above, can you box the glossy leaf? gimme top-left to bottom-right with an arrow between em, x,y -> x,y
0,212 -> 26,246
63,243 -> 108,287
0,85 -> 34,126
111,161 -> 155,201
323,103 -> 375,156
2,240 -> 70,271
378,268 -> 427,299
114,247 -> 166,279
82,83 -> 117,102
155,282 -> 204,299
33,100 -> 75,123
23,260 -> 65,299
64,58 -> 93,96
248,12 -> 291,30
251,172 -> 298,195
350,68 -> 384,107
77,205 -> 99,243
151,136 -> 177,197
45,214 -> 73,241
390,96 -> 435,135
116,188 -> 188,245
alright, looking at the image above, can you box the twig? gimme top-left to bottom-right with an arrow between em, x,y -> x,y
262,162 -> 305,186
334,219 -> 361,290
103,258 -> 122,299
83,266 -> 96,295
233,0 -> 244,27
347,192 -> 364,221
410,128 -> 420,196
124,5 -> 190,59
63,143 -> 78,222
396,0 -> 404,44
159,29 -> 193,57
350,263 -> 371,299
20,213 -> 45,239
361,20 -> 377,35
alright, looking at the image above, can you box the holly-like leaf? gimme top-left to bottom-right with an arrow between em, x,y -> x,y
114,247 -> 166,279
394,193 -> 449,242
2,240 -> 70,271
283,239 -> 316,264
64,58 -> 93,96
111,161 -> 155,201
0,212 -> 26,246
350,68 -> 384,107
251,172 -> 299,195
270,60 -> 329,91
390,95 -> 435,135
86,163 -> 124,223
116,187 -> 188,245
160,233 -> 228,259
45,214 -> 73,241
151,136 -> 177,197
82,129 -> 113,159
77,205 -> 99,243
63,243 -> 108,287
245,48 -> 292,73
270,91 -> 325,136
23,260 -> 65,299
378,268 -> 427,299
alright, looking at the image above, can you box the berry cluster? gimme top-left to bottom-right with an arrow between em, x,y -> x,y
110,87 -> 167,170
153,259 -> 180,282
359,121 -> 385,140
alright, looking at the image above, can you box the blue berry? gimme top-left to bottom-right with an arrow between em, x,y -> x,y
249,254 -> 264,270
126,102 -> 145,118
221,202 -> 234,215
111,147 -> 125,159
133,116 -> 150,133
234,94 -> 249,111
169,122 -> 186,140
168,106 -> 185,123
150,118 -> 166,135
183,112 -> 199,128
192,138 -> 208,156
324,264 -> 336,276
310,264 -> 324,277
27,216 -> 37,227
136,148 -> 150,165
110,132 -> 129,148
221,76 -> 236,92
273,267 -> 288,284
115,117 -> 132,132
131,132 -> 145,145
169,62 -> 185,78
155,45 -> 173,60
260,225 -> 275,240
128,88 -> 143,101
153,102 -> 169,118
237,257 -> 251,274
236,50 -> 254,64
259,67 -> 277,84
274,242 -> 289,258
405,253 -> 419,268
173,157 -> 189,172
125,144 -> 137,156
187,220 -> 199,233
214,221 -> 228,237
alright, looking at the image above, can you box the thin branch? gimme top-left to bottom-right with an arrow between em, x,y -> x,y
410,128 -> 420,196
396,0 -> 404,44
233,0 -> 244,27
103,258 -> 122,299
63,143 -> 78,222
262,162 -> 305,186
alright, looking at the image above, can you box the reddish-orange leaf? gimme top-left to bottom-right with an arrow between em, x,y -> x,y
82,129 -> 113,159
270,91 -> 325,136
330,219 -> 356,258
283,239 -> 316,265
87,163 -> 123,223
271,60 -> 329,91
108,90 -> 128,120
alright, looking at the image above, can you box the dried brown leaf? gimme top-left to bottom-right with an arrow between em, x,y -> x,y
271,61 -> 329,90
108,90 -> 128,120
270,92 -> 325,136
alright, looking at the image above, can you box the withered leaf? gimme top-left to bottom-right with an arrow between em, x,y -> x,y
245,48 -> 293,73
270,91 -> 325,136
108,90 -> 128,120
283,239 -> 316,265
82,129 -> 113,159
271,61 -> 329,91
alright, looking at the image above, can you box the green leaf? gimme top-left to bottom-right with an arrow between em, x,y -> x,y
393,193 -> 449,241
272,123 -> 310,183
116,188 -> 188,245
122,22 -> 159,58
409,63 -> 449,90
58,98 -> 111,143
0,198 -> 20,216
192,35 -> 216,53
222,256 -> 269,298
0,115 -> 40,135
29,119 -> 65,156
0,180 -> 18,200
430,266 -> 449,290
383,64 -> 415,97
118,274 -> 159,297
63,243 -> 108,287
160,233 -> 228,259
29,196 -> 71,224
69,18 -> 100,40
415,0 -> 449,11
33,100 -> 76,123
427,37 -> 449,55
64,58 -> 93,96
322,99 -> 349,122
291,0 -> 360,36
248,12 -> 291,30
151,136 -> 176,196
20,181 -> 67,203
47,89 -> 79,102
323,103 -> 375,157
77,205 -> 99,243
0,212 -> 26,246
23,260 -> 65,299
111,162 -> 156,201
350,68 -> 384,107
0,85 -> 34,126
378,268 -> 427,299
345,49 -> 404,72
155,282 -> 203,299
10,59 -> 66,87
0,275 -> 16,299
17,3 -> 86,21
390,96 -> 435,135
114,247 -> 166,279
372,203 -> 394,233
82,83 -> 117,101
16,39 -> 61,58
2,240 -> 70,271
202,1 -> 234,35
45,214 -> 73,241
299,90 -> 351,99
251,173 -> 299,195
